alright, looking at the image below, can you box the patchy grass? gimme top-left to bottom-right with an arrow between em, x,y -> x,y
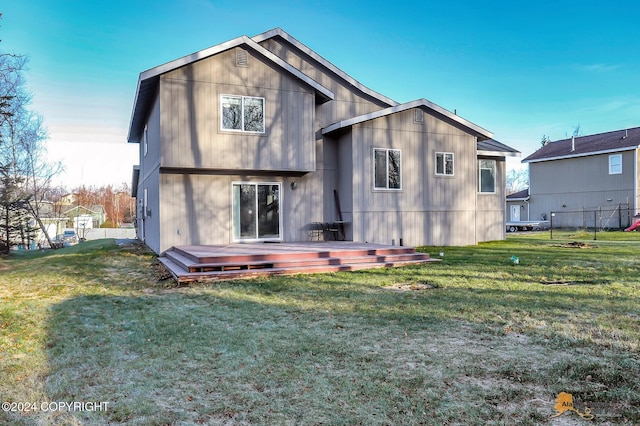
1,235 -> 639,424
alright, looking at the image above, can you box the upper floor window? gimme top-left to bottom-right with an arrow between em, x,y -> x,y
435,152 -> 454,176
478,159 -> 496,193
221,95 -> 265,133
609,154 -> 622,175
374,148 -> 401,190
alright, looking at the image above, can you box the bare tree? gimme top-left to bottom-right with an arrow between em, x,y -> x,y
541,134 -> 551,147
506,168 -> 529,194
564,124 -> 583,139
0,34 -> 60,249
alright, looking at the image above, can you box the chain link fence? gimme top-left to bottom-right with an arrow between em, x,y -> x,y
549,203 -> 636,239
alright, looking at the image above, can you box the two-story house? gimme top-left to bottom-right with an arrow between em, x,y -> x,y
128,28 -> 519,254
522,127 -> 640,228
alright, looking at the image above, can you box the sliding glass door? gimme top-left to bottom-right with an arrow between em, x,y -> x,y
232,183 -> 281,241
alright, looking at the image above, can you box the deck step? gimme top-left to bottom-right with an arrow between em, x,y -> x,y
159,242 -> 438,283
163,250 -> 430,273
159,257 -> 438,283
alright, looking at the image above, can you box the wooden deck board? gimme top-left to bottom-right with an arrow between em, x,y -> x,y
159,242 -> 438,283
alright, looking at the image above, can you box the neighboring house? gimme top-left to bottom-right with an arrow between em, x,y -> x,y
506,189 -> 530,222
25,201 -> 66,247
522,127 -> 640,228
128,28 -> 519,254
63,205 -> 107,229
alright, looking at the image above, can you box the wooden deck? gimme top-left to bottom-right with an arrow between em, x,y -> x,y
159,242 -> 438,283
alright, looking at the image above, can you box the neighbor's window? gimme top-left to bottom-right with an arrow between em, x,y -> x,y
478,159 -> 496,193
374,148 -> 401,190
609,154 -> 622,175
221,95 -> 265,133
435,152 -> 454,176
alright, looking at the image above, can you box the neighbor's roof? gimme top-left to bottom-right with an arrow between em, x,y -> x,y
127,33 -> 335,143
322,99 -> 495,141
522,127 -> 640,163
506,188 -> 529,201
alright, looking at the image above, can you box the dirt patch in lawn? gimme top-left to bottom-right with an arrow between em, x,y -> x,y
385,281 -> 438,291
540,279 -> 605,286
553,241 -> 596,249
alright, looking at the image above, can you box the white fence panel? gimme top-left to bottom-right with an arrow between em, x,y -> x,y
83,228 -> 137,240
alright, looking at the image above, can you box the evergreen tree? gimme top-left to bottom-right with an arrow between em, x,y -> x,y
0,168 -> 31,253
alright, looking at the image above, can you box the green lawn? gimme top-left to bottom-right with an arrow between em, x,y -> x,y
1,234 -> 639,425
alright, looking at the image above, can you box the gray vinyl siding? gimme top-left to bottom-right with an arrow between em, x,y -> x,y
140,169 -> 161,253
257,38 -> 391,128
506,201 -> 530,222
321,137 -> 340,222
137,95 -> 161,253
528,151 -> 636,226
159,48 -> 315,172
140,94 -> 161,181
477,158 -> 506,242
346,109 -> 480,246
156,172 -> 324,253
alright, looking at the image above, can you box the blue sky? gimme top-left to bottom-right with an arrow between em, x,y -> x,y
3,0 -> 640,187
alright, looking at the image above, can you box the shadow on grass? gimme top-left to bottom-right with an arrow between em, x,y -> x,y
3,236 -> 638,423
38,275 -> 640,424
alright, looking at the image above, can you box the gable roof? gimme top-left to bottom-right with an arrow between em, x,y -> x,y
252,28 -> 398,108
522,127 -> 640,163
127,34 -> 334,143
322,98 -> 494,141
506,188 -> 529,201
63,205 -> 104,216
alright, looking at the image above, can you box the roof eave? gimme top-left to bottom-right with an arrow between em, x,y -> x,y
523,145 -> 640,163
478,150 -> 521,158
322,99 -> 494,140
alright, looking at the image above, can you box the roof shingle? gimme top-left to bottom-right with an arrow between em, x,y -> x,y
522,127 -> 640,163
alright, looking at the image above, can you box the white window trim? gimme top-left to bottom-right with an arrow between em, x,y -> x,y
435,152 -> 455,176
231,181 -> 283,242
220,94 -> 265,134
373,148 -> 402,191
478,159 -> 496,194
609,153 -> 622,175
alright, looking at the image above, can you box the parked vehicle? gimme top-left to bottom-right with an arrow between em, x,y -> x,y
54,230 -> 78,246
506,221 -> 550,232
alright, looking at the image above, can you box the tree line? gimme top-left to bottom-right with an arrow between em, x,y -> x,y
0,14 -> 136,253
54,183 -> 136,228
